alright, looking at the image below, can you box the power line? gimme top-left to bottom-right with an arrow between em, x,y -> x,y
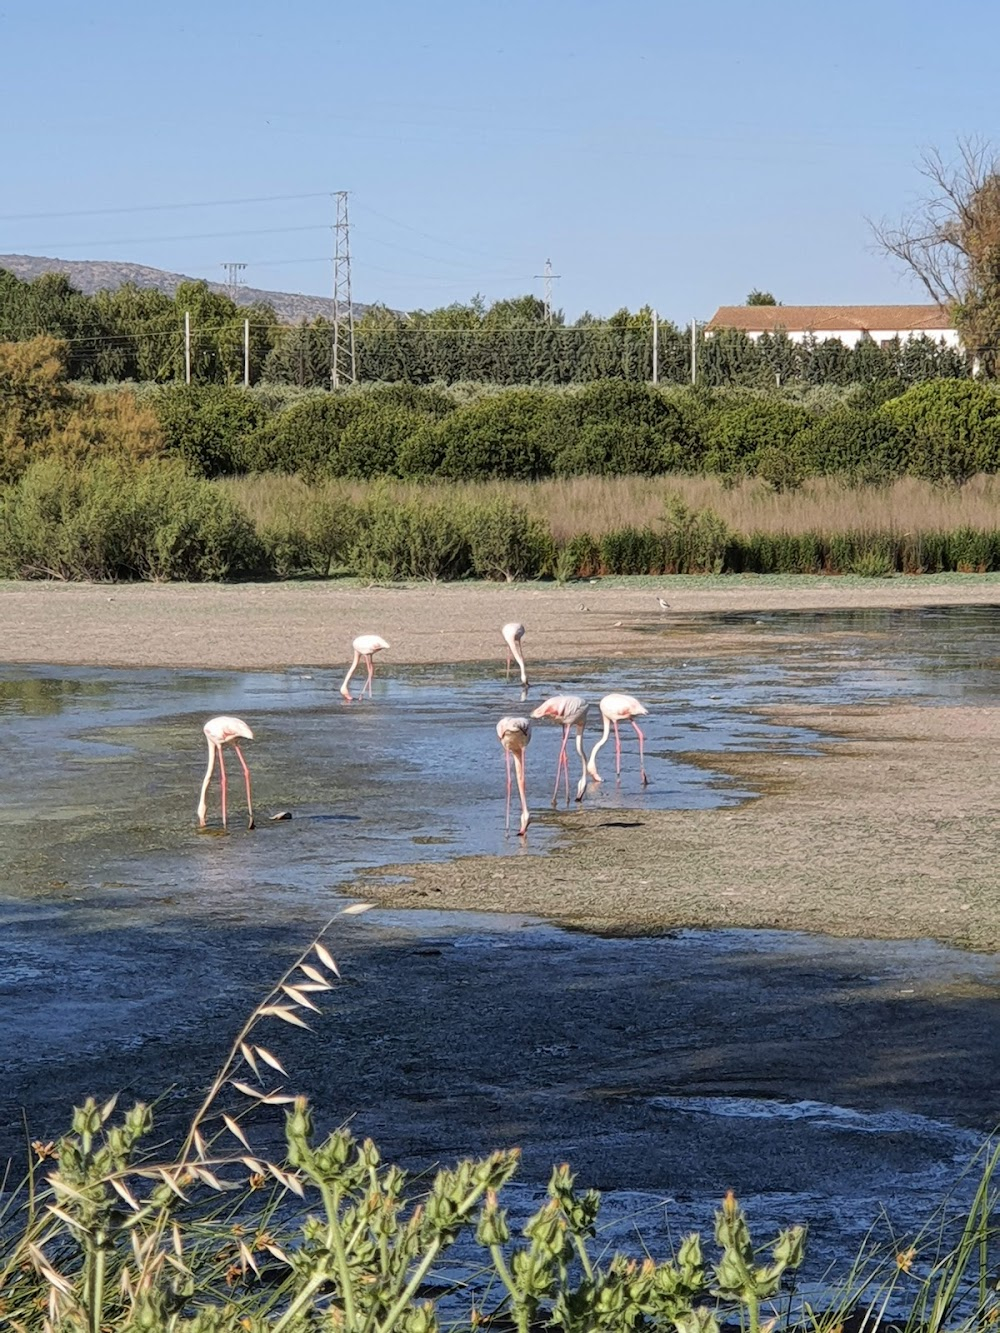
0,191 -> 332,224
10,222 -> 331,252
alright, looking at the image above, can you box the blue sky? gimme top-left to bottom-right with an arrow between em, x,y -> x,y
2,0 -> 997,323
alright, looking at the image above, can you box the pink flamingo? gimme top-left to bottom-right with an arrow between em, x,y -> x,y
496,715 -> 532,835
197,716 -> 255,830
340,634 -> 390,700
531,695 -> 590,805
587,693 -> 649,787
502,622 -> 528,687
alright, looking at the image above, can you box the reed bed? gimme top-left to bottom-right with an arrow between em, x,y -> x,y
220,473 -> 1000,543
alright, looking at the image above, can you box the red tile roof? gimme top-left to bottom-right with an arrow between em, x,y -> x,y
706,305 -> 953,333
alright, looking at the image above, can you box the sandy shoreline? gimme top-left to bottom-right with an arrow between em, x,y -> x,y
4,574 -> 1000,952
3,573 -> 1000,669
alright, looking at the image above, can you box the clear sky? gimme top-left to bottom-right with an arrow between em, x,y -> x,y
2,0 -> 998,324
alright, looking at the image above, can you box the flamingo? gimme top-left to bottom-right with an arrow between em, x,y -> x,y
531,695 -> 590,805
197,716 -> 255,830
340,634 -> 390,701
502,622 -> 527,687
496,715 -> 531,835
587,693 -> 649,787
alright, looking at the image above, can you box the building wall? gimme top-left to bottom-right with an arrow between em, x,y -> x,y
731,327 -> 961,349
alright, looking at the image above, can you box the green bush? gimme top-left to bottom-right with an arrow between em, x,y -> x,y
600,525 -> 664,575
351,489 -> 470,581
464,496 -> 554,580
436,390 -> 570,480
0,457 -> 264,580
878,380 -> 1000,484
662,495 -> 733,573
798,407 -> 903,481
703,399 -> 811,477
246,393 -> 358,476
149,384 -> 271,477
331,403 -> 425,478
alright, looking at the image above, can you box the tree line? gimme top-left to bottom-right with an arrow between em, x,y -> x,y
3,336 -> 998,489
0,268 -> 967,388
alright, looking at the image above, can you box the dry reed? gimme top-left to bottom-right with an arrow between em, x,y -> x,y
219,473 -> 1000,542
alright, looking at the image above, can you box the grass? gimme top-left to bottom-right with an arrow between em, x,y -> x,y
220,473 -> 1000,544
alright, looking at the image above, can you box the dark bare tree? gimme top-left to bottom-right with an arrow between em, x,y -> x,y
872,138 -> 1000,375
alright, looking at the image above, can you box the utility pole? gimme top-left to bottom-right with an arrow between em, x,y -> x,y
690,317 -> 698,386
184,310 -> 191,385
221,262 -> 247,300
331,190 -> 357,388
652,309 -> 659,386
244,318 -> 250,387
533,257 -> 560,324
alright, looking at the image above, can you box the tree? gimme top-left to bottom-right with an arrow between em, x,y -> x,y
746,290 -> 778,305
871,138 -> 1000,375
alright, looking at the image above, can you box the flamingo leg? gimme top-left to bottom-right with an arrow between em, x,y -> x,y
613,719 -> 622,776
233,743 -> 255,828
363,655 -> 375,698
340,652 -> 360,701
632,720 -> 648,786
197,740 -> 216,826
514,750 -> 530,835
505,649 -> 512,682
217,745 -> 228,829
552,728 -> 570,807
504,748 -> 513,832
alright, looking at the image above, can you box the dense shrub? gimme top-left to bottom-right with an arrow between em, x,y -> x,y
149,384 -> 270,477
661,496 -> 733,573
351,489 -> 470,581
703,400 -> 811,476
798,408 -> 904,482
333,404 -> 425,478
0,458 -> 264,580
464,497 -> 554,580
0,337 -> 164,482
599,526 -> 664,575
435,391 -> 571,480
245,394 -> 357,476
878,380 -> 1000,483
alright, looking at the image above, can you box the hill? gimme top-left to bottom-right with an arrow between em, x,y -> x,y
0,253 -> 378,324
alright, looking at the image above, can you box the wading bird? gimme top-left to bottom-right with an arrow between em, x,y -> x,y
657,598 -> 671,611
496,715 -> 532,835
341,634 -> 390,701
587,693 -> 649,787
502,622 -> 527,686
197,716 -> 255,830
531,695 -> 590,805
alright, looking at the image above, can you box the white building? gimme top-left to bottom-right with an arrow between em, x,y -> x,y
705,304 -> 960,350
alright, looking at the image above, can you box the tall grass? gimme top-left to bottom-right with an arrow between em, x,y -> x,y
220,472 -> 1000,543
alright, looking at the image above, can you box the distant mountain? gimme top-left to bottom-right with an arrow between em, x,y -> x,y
0,253 -> 381,324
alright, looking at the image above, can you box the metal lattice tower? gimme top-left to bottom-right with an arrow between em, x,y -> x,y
221,262 -> 247,299
331,191 -> 357,387
533,257 -> 560,323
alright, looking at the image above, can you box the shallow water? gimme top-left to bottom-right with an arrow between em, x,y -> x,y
3,604 -> 1000,1290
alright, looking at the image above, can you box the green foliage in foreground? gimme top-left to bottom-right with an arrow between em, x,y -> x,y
0,1096 -> 806,1333
6,461 -> 1000,582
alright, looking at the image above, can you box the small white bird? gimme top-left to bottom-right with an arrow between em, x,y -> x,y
657,598 -> 671,611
